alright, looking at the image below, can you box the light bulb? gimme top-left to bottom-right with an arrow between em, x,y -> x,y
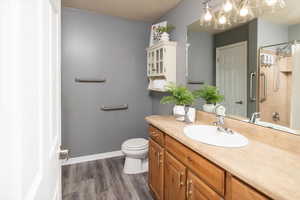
218,15 -> 227,25
239,7 -> 249,17
204,10 -> 213,21
223,1 -> 233,12
265,0 -> 278,6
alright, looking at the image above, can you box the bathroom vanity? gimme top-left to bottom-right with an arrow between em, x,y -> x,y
146,111 -> 300,200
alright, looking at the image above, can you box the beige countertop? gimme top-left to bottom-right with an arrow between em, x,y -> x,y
145,115 -> 300,200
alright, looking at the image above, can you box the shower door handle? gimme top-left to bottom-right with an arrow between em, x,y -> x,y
250,72 -> 256,102
260,72 -> 267,102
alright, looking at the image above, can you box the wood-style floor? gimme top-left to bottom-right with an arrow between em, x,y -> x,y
62,156 -> 153,200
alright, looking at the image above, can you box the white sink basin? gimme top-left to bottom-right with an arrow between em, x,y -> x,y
183,125 -> 248,148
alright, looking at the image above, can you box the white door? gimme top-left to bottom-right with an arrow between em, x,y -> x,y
216,41 -> 247,117
0,0 -> 62,200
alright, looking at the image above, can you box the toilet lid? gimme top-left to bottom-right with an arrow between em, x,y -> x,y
122,138 -> 148,150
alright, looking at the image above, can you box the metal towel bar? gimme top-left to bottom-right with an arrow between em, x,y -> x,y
101,104 -> 128,111
187,80 -> 204,85
75,78 -> 106,83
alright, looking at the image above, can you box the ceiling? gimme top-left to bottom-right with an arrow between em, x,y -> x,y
262,0 -> 300,25
188,0 -> 300,34
62,0 -> 182,22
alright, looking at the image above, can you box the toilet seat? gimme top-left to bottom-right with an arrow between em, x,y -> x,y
122,138 -> 148,151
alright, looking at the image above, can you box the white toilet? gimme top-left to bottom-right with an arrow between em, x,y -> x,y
121,138 -> 148,174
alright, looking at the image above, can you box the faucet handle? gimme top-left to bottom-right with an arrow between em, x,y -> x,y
224,128 -> 234,135
213,121 -> 218,126
217,115 -> 225,125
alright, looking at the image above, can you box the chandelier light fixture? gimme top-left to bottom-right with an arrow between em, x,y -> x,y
200,0 -> 286,30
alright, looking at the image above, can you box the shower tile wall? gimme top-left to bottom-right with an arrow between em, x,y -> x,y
259,49 -> 292,127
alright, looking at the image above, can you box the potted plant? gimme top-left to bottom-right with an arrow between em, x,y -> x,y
193,85 -> 224,113
156,25 -> 175,42
160,83 -> 196,122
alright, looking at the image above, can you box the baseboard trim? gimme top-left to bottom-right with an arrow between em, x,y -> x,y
62,150 -> 124,166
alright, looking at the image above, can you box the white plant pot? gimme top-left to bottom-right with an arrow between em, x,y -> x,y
203,104 -> 216,113
160,32 -> 170,42
173,105 -> 196,122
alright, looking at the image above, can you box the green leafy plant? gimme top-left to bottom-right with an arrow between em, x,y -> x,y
160,83 -> 195,106
193,85 -> 224,104
156,25 -> 175,33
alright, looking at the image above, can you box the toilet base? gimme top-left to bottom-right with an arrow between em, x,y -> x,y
123,157 -> 148,174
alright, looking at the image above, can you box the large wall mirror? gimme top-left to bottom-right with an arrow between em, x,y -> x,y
186,1 -> 300,135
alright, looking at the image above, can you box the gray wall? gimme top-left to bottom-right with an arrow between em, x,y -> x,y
257,19 -> 289,47
187,31 -> 214,109
151,0 -> 205,115
62,8 -> 152,157
288,24 -> 300,41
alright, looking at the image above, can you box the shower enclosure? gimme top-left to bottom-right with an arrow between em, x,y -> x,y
258,40 -> 300,130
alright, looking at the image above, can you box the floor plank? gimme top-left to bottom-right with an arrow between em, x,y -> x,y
62,156 -> 153,200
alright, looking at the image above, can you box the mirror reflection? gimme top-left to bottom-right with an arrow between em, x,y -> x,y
186,3 -> 300,134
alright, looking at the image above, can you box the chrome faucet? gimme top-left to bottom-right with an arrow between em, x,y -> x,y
213,104 -> 234,134
249,112 -> 260,123
213,115 -> 225,132
213,104 -> 225,131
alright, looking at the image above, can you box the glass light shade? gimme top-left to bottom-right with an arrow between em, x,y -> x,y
204,10 -> 213,21
261,0 -> 286,12
240,7 -> 249,16
223,0 -> 237,13
217,11 -> 231,30
266,0 -> 286,9
265,0 -> 278,6
236,0 -> 255,23
223,0 -> 233,12
200,3 -> 216,27
219,15 -> 227,24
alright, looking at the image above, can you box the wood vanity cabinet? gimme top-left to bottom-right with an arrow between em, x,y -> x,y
164,152 -> 187,200
148,125 -> 271,200
149,138 -> 164,200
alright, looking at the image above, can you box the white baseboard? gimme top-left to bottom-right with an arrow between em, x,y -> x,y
62,150 -> 124,166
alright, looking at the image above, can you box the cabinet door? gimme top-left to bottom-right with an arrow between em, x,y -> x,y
149,139 -> 164,200
226,174 -> 270,200
187,171 -> 222,200
164,152 -> 186,200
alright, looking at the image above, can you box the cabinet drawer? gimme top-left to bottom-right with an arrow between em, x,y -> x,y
229,176 -> 270,200
149,126 -> 165,146
165,135 -> 225,196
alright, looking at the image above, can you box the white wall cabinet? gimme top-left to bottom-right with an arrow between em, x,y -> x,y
146,41 -> 177,92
